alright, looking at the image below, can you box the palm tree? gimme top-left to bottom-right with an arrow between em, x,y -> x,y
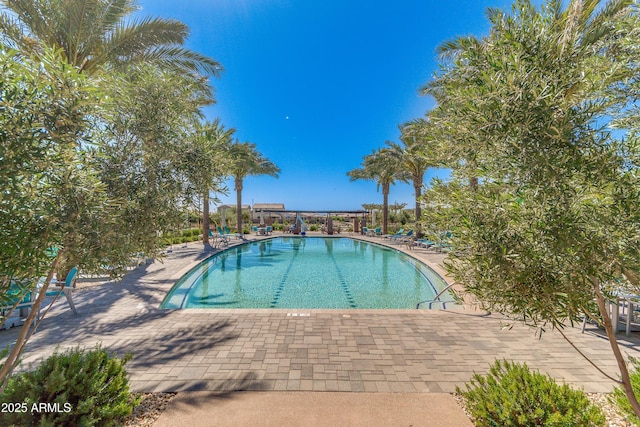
347,148 -> 405,235
0,0 -> 222,77
389,118 -> 438,223
184,119 -> 235,245
226,142 -> 280,234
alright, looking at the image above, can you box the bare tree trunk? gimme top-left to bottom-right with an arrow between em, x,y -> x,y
382,183 -> 390,235
593,279 -> 640,417
414,182 -> 422,222
0,251 -> 62,392
414,176 -> 423,238
235,177 -> 243,234
202,192 -> 210,245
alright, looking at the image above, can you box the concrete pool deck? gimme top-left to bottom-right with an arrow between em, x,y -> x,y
2,233 -> 640,425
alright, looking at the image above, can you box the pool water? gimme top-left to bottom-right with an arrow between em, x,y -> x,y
161,237 -> 453,309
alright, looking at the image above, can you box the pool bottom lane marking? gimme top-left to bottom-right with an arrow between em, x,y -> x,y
269,251 -> 298,308
329,253 -> 357,308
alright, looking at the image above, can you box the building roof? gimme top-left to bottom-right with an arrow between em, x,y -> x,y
253,203 -> 285,211
217,204 -> 250,211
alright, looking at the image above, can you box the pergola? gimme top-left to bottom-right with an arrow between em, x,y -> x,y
252,209 -> 369,234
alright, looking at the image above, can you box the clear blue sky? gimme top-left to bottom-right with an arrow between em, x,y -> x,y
136,0 -> 519,211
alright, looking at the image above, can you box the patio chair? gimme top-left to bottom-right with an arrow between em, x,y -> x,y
374,227 -> 382,237
265,226 -> 273,235
391,229 -> 412,242
433,231 -> 453,252
216,227 -> 230,246
396,230 -> 414,246
207,229 -> 220,247
384,228 -> 404,239
1,281 -> 35,329
41,266 -> 78,315
415,239 -> 435,249
224,226 -> 244,240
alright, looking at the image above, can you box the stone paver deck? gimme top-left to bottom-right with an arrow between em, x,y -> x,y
2,233 -> 640,398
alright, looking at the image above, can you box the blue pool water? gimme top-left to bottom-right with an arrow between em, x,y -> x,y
161,237 -> 453,309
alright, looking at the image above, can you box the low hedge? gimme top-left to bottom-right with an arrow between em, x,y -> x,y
457,359 -> 604,426
0,345 -> 139,426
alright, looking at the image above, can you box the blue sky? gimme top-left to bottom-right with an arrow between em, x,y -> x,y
137,0 -> 519,211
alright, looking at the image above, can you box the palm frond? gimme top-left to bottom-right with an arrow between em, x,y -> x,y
142,46 -> 223,77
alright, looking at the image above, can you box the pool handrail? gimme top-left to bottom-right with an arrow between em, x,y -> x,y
416,282 -> 456,309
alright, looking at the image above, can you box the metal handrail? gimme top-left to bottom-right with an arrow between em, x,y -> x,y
416,282 -> 457,309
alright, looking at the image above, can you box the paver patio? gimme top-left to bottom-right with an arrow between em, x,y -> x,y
2,234 -> 640,397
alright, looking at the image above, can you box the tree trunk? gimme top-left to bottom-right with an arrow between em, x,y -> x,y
593,279 -> 640,417
382,183 -> 390,235
470,176 -> 478,191
202,192 -> 210,245
414,176 -> 423,238
414,180 -> 422,222
0,251 -> 62,392
235,177 -> 243,234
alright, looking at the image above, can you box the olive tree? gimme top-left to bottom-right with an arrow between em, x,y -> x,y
94,65 -> 215,267
421,0 -> 640,415
0,47 -> 122,389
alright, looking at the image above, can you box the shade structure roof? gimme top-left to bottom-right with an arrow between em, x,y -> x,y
252,209 -> 368,214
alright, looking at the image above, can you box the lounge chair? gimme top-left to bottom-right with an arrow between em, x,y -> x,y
216,227 -> 230,246
433,231 -> 453,252
391,229 -> 412,242
224,226 -> 244,240
1,281 -> 35,329
42,266 -> 78,315
396,230 -> 415,248
415,239 -> 435,249
384,228 -> 404,239
207,229 -> 223,248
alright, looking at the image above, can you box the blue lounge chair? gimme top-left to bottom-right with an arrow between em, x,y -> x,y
207,229 -> 222,247
415,239 -> 435,249
433,231 -> 453,252
224,226 -> 244,240
1,281 -> 34,329
216,227 -> 230,246
391,229 -> 412,242
397,230 -> 415,247
43,266 -> 78,315
384,228 -> 404,239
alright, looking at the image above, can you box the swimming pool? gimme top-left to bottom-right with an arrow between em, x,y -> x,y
161,237 -> 454,309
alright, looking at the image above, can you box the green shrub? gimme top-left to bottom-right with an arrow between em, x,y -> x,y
310,225 -> 318,231
611,356 -> 640,424
0,345 -> 139,427
457,359 -> 605,427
